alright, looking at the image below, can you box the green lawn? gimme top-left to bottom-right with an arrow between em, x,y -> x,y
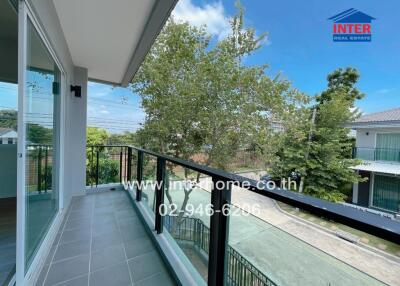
277,201 -> 400,257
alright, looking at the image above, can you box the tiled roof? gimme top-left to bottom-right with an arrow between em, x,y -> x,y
354,108 -> 400,123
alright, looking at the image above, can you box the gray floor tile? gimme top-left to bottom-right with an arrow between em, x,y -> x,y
92,222 -> 119,237
91,232 -> 122,252
92,214 -> 116,226
115,209 -> 137,221
134,271 -> 176,286
44,254 -> 89,286
89,262 -> 131,286
68,210 -> 92,221
64,217 -> 91,232
60,229 -> 91,245
56,275 -> 88,286
53,240 -> 90,262
41,191 -> 175,286
128,251 -> 166,283
124,237 -> 155,260
120,223 -> 146,243
90,244 -> 126,272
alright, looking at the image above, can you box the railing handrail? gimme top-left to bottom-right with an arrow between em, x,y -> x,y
121,145 -> 400,243
87,144 -> 400,285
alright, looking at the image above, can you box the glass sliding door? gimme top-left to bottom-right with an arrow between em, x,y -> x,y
376,133 -> 400,162
373,175 -> 400,213
24,17 -> 61,268
0,0 -> 18,284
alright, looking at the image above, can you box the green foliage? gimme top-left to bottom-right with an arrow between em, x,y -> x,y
85,127 -> 125,185
132,5 -> 305,173
86,127 -> 109,146
272,67 -> 365,202
27,123 -> 53,144
0,109 -> 17,130
108,131 -> 137,146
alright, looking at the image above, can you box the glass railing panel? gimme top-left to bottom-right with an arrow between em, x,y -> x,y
355,147 -> 400,162
227,184 -> 400,286
355,148 -> 375,161
162,163 -> 212,283
86,146 -> 131,187
141,153 -> 157,216
375,148 -> 400,162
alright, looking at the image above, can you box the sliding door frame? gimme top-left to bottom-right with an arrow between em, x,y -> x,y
16,1 -> 67,284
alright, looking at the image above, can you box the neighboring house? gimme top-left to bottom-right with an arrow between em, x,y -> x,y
0,127 -> 17,144
348,108 -> 400,214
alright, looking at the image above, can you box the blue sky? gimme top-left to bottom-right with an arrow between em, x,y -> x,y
89,0 -> 400,132
1,0 -> 399,133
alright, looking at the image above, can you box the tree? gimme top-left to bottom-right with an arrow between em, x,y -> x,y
0,109 -> 17,130
108,131 -> 137,146
272,67 -> 364,202
85,127 -> 123,186
132,4 -> 302,170
27,123 -> 53,144
86,127 -> 109,146
131,3 -> 306,227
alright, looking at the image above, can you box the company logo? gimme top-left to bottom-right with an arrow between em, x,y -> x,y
328,8 -> 376,42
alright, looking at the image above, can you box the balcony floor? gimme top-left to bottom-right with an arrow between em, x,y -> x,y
36,190 -> 176,286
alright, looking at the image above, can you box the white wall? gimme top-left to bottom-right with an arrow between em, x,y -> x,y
356,128 -> 400,148
356,129 -> 377,148
64,66 -> 88,198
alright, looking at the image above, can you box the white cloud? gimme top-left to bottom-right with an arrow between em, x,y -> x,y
172,0 -> 231,39
376,88 -> 391,94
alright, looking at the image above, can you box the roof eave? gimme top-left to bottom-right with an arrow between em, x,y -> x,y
120,0 -> 178,87
346,120 -> 400,129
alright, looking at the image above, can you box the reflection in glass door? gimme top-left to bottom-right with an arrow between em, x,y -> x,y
24,17 -> 61,268
0,0 -> 18,284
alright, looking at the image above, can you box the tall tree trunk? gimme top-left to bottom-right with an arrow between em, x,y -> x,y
299,108 -> 317,193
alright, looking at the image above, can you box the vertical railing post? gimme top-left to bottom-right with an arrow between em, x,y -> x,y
44,146 -> 48,192
95,148 -> 99,187
155,157 -> 166,234
91,146 -> 94,187
208,176 -> 231,286
127,147 -> 132,182
37,146 -> 42,193
136,150 -> 143,201
119,147 -> 123,183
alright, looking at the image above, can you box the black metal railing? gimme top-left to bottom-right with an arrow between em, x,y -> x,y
353,147 -> 400,162
86,145 -> 136,187
26,144 -> 52,193
164,215 -> 277,286
88,145 -> 400,286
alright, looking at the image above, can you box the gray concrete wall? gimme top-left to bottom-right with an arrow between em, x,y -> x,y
0,144 -> 17,198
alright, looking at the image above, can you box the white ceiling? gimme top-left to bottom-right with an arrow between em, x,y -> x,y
53,0 -> 157,85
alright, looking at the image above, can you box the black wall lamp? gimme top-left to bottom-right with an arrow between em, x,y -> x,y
70,85 -> 82,97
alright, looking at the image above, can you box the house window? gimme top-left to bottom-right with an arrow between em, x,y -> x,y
8,138 -> 13,144
372,174 -> 400,213
376,133 -> 400,161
